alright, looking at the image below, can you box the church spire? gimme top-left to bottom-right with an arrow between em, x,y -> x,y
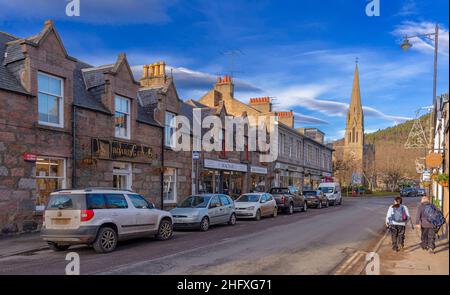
350,62 -> 362,110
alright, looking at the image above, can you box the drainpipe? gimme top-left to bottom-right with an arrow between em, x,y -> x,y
160,128 -> 165,210
72,104 -> 77,189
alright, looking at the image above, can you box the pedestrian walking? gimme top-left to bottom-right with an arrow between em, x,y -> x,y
415,195 -> 443,254
385,196 -> 410,252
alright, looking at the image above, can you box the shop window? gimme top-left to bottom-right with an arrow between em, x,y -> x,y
36,157 -> 66,208
115,96 -> 131,139
163,168 -> 177,203
165,111 -> 176,147
38,72 -> 64,128
113,162 -> 132,190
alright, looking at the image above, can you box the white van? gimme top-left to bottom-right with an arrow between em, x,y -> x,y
318,182 -> 342,206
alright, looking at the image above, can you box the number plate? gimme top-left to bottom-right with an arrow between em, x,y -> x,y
52,218 -> 71,225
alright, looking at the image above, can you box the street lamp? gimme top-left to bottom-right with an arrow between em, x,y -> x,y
400,24 -> 439,149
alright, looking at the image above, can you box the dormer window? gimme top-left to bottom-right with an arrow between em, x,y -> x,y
115,96 -> 131,139
38,72 -> 64,128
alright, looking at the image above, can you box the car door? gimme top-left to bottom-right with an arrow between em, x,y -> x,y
208,196 -> 222,225
265,194 -> 276,215
104,193 -> 135,236
219,195 -> 232,222
127,194 -> 159,234
260,194 -> 270,216
289,187 -> 301,208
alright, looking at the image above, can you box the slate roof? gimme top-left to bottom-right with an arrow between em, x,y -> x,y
0,32 -> 29,95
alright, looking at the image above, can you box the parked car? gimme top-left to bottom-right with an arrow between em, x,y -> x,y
400,187 -> 418,198
235,193 -> 278,220
417,188 -> 426,197
303,190 -> 329,208
268,186 -> 306,214
41,188 -> 173,253
170,194 -> 236,231
318,182 -> 342,205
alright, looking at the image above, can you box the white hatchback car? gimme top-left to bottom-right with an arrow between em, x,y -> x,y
234,193 -> 278,220
41,188 -> 173,253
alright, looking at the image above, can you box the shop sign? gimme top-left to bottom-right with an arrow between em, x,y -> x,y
425,153 -> 443,168
422,170 -> 431,181
23,153 -> 37,162
204,159 -> 247,172
92,138 -> 153,161
250,166 -> 268,174
275,163 -> 303,172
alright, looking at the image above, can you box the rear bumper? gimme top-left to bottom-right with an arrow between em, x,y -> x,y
306,199 -> 320,206
41,226 -> 99,244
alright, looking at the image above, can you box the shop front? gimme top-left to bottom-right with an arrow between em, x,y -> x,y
199,159 -> 247,199
303,168 -> 322,190
249,165 -> 268,192
274,162 -> 303,189
35,156 -> 67,211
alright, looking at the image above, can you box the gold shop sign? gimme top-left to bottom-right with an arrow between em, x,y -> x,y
92,138 -> 153,161
425,153 -> 442,168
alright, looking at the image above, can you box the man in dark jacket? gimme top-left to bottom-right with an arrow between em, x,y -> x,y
415,195 -> 436,253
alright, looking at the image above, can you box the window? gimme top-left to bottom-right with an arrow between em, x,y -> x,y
36,157 -> 66,208
105,194 -> 128,209
163,168 -> 177,203
289,137 -> 293,157
219,195 -> 231,206
165,111 -> 176,147
115,96 -> 131,139
209,196 -> 221,208
129,194 -> 153,209
38,72 -> 64,127
87,194 -> 107,209
113,162 -> 132,190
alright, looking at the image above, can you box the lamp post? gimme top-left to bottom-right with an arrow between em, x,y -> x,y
400,24 -> 439,149
400,24 -> 439,199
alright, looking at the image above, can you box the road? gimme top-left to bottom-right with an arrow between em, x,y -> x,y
0,196 -> 420,275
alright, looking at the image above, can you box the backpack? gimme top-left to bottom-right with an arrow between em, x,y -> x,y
423,204 -> 446,228
392,205 -> 407,223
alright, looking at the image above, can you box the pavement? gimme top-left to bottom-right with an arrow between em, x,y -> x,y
0,196 -> 446,275
335,201 -> 449,275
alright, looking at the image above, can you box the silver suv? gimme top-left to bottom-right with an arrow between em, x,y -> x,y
41,188 -> 173,253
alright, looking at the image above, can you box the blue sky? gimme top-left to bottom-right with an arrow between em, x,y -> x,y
1,0 -> 448,141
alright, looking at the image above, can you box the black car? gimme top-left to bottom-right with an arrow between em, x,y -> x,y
400,187 -> 417,198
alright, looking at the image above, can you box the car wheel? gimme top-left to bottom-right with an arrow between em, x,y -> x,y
338,198 -> 342,205
303,202 -> 308,212
47,242 -> 70,251
156,219 -> 173,241
255,209 -> 261,221
272,208 -> 278,217
228,213 -> 237,225
325,200 -> 329,208
287,203 -> 294,215
93,226 -> 117,253
200,217 -> 210,232
317,201 -> 322,209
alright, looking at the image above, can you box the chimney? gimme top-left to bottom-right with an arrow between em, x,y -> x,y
140,61 -> 167,87
214,75 -> 234,98
249,97 -> 272,113
276,111 -> 294,128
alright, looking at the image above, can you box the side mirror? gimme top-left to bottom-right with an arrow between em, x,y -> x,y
260,199 -> 266,204
149,203 -> 155,209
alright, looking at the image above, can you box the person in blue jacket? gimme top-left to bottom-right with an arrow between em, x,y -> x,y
385,196 -> 410,252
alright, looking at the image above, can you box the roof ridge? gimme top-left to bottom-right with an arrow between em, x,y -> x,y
0,31 -> 20,40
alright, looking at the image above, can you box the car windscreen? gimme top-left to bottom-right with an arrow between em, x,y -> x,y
179,195 -> 212,208
319,187 -> 334,193
236,194 -> 260,202
46,194 -> 85,210
303,191 -> 317,196
269,188 -> 290,194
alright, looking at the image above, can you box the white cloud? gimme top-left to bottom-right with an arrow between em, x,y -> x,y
293,112 -> 329,125
0,0 -> 177,24
396,0 -> 418,16
393,21 -> 449,57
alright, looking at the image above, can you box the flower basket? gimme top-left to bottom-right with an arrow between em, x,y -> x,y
439,181 -> 448,187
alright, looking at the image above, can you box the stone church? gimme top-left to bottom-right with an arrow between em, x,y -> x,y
333,63 -> 375,187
